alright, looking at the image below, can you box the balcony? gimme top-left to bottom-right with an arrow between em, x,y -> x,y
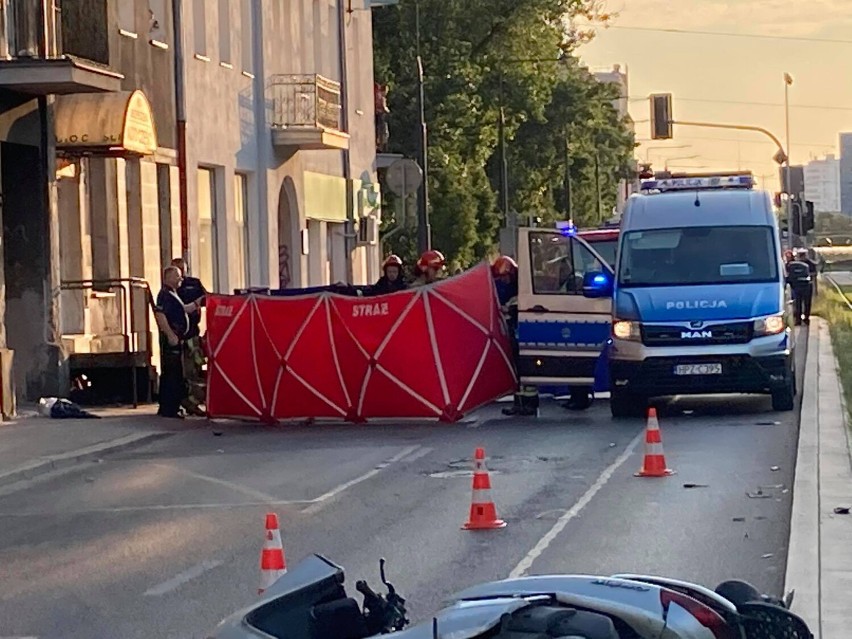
0,0 -> 123,95
269,74 -> 349,151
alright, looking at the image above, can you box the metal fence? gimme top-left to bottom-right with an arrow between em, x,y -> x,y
268,73 -> 342,130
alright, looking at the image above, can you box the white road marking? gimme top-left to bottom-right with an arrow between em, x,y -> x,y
400,447 -> 433,463
153,463 -> 281,503
302,445 -> 420,515
0,499 -> 313,517
508,430 -> 645,579
144,560 -> 224,596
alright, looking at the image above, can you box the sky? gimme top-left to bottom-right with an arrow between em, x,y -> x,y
576,0 -> 852,191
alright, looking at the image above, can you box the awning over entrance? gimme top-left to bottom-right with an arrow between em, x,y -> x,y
54,90 -> 158,157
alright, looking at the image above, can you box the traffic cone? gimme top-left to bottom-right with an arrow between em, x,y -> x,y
463,447 -> 507,530
258,512 -> 287,594
635,408 -> 675,477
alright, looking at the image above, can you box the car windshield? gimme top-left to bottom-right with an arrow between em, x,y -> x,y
618,226 -> 778,287
585,239 -> 617,270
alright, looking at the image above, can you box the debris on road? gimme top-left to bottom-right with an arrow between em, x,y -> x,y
683,483 -> 709,489
746,489 -> 771,499
770,466 -> 780,471
733,517 -> 746,522
834,506 -> 850,515
762,553 -> 774,559
213,431 -> 223,437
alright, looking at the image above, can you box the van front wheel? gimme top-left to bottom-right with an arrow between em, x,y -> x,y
610,389 -> 646,419
771,381 -> 795,412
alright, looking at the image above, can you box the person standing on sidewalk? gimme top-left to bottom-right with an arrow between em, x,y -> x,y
170,257 -> 208,416
154,266 -> 192,418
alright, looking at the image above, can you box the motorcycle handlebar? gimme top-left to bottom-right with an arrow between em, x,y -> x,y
355,580 -> 382,605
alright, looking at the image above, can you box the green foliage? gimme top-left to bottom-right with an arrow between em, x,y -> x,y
373,0 -> 633,267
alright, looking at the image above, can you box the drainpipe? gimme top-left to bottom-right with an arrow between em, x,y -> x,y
251,0 -> 270,285
338,0 -> 355,284
171,0 -> 189,267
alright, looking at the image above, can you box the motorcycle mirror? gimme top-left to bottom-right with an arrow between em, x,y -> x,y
379,558 -> 387,585
784,589 -> 795,609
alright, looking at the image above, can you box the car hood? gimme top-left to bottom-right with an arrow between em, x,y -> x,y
615,282 -> 782,322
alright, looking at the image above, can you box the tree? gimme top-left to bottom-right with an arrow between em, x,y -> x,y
372,0 -> 628,267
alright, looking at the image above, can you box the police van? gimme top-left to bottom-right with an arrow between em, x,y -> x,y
515,221 -> 614,409
594,172 -> 796,418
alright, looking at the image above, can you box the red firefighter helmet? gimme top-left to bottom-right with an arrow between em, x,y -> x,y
417,250 -> 446,271
382,254 -> 403,269
492,255 -> 518,277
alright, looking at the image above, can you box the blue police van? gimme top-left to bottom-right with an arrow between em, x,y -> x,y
584,172 -> 796,418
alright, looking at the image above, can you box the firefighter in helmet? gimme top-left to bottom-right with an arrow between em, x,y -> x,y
492,255 -> 538,417
371,254 -> 408,295
410,250 -> 446,287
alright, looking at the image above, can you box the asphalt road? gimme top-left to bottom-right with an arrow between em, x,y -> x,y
0,337 -> 805,639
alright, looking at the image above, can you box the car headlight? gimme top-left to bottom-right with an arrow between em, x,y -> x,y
754,314 -> 786,336
613,320 -> 640,341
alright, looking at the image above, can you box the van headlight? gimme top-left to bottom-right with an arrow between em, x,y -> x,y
613,320 -> 641,341
754,314 -> 786,336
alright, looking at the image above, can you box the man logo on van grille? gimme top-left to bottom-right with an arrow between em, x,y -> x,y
681,330 -> 713,339
690,320 -> 703,329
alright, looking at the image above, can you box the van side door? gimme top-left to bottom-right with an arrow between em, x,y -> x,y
516,228 -> 613,386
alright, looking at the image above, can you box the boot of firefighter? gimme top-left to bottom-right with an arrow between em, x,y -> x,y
502,393 -> 522,416
518,387 -> 540,417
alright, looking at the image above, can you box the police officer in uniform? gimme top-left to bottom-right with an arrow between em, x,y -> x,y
154,266 -> 190,418
493,256 -> 539,417
171,257 -> 208,415
786,249 -> 814,325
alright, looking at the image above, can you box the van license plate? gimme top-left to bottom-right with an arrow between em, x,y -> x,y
674,363 -> 722,375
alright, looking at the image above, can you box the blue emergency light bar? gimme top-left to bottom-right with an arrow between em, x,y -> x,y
555,220 -> 577,236
640,173 -> 754,192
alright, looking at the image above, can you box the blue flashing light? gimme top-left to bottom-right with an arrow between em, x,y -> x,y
592,274 -> 608,286
640,174 -> 754,192
556,220 -> 577,236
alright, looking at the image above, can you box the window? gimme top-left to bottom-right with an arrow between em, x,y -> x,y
234,173 -> 250,290
585,239 -> 618,270
148,0 -> 167,44
197,167 -> 218,291
528,232 -> 607,296
240,0 -> 253,73
193,0 -> 206,56
618,226 -> 778,288
218,0 -> 231,64
119,1 -> 136,36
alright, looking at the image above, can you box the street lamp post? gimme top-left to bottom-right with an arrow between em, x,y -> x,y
784,72 -> 794,250
415,0 -> 431,253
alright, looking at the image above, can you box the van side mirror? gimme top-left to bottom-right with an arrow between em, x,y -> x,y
582,272 -> 612,298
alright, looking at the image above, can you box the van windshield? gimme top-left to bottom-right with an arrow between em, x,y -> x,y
618,226 -> 778,288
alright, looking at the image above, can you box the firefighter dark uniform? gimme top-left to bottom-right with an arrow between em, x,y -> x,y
371,254 -> 408,295
493,256 -> 539,417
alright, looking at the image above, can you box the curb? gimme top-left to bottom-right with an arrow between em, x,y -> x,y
784,323 -> 821,632
0,431 -> 173,489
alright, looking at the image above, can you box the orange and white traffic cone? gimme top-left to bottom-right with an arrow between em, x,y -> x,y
635,407 -> 675,477
258,512 -> 287,594
463,447 -> 507,530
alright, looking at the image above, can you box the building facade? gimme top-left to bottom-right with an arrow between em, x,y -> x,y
0,0 -> 381,411
840,133 -> 852,216
181,0 -> 381,297
804,154 -> 841,214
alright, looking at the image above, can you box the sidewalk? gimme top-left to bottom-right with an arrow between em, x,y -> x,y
0,405 -> 176,489
785,318 -> 852,639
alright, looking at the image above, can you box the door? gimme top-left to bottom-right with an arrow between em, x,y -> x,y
516,228 -> 613,388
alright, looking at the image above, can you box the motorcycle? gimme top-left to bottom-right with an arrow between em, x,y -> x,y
208,554 -> 813,639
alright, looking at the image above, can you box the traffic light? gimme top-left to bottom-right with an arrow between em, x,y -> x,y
803,201 -> 815,233
790,202 -> 802,236
650,94 -> 673,140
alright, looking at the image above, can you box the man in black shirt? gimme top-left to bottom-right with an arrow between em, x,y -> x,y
786,250 -> 814,325
171,258 -> 208,416
154,266 -> 192,417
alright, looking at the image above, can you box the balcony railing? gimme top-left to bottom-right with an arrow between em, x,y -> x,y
269,74 -> 343,132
